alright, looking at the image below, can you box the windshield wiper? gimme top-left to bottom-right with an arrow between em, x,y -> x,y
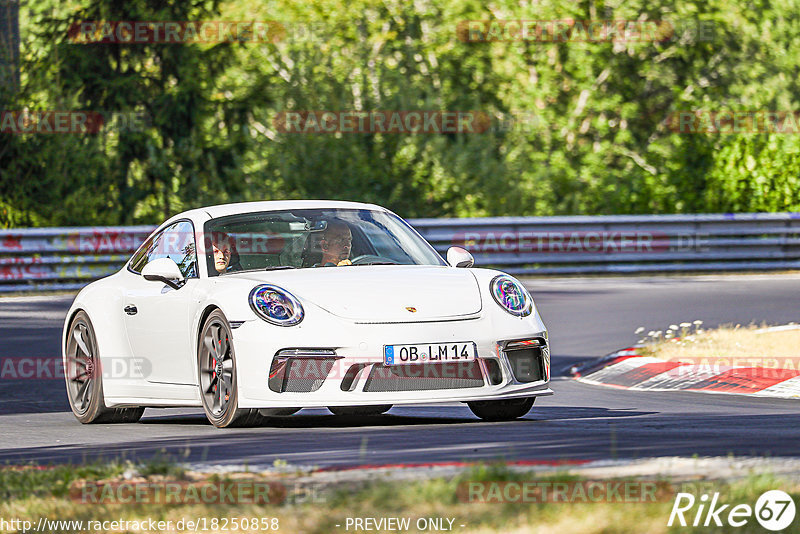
264,266 -> 297,271
355,261 -> 397,266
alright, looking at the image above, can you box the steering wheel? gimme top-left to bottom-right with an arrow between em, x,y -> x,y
349,254 -> 397,265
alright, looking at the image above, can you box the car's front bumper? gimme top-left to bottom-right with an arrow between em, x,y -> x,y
232,310 -> 553,408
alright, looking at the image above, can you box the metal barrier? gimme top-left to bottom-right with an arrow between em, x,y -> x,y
2,213 -> 800,292
413,212 -> 800,275
0,226 -> 153,292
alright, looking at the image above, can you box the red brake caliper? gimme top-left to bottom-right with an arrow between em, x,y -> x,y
212,338 -> 218,392
224,337 -> 230,401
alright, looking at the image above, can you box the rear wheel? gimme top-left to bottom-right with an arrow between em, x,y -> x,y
198,310 -> 262,428
467,397 -> 535,421
65,311 -> 144,424
328,405 -> 392,416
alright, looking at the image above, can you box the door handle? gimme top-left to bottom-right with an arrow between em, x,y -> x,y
124,305 -> 138,316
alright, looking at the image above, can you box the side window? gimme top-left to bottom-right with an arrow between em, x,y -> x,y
129,233 -> 159,274
129,221 -> 198,278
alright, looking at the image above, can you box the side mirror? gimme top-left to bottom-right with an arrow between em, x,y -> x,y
141,257 -> 185,290
446,246 -> 475,268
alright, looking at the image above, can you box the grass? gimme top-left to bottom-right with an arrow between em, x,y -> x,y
640,324 -> 800,369
136,451 -> 188,479
0,462 -> 126,500
2,461 -> 800,533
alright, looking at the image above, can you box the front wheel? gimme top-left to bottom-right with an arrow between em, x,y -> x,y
467,397 -> 535,421
328,405 -> 392,416
198,310 -> 262,428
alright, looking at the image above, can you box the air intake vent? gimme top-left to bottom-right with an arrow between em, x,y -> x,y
340,364 -> 368,392
504,340 -> 546,383
483,359 -> 503,385
268,349 -> 340,393
363,362 -> 484,392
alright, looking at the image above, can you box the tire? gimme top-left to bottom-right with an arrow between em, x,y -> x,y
467,397 -> 535,421
65,311 -> 144,424
328,405 -> 392,416
198,310 -> 262,428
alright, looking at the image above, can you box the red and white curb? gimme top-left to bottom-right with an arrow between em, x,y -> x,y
570,348 -> 800,399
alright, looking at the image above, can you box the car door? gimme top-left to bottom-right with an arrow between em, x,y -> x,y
123,220 -> 200,385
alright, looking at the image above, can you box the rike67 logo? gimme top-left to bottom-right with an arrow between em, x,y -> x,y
669,490 -> 796,531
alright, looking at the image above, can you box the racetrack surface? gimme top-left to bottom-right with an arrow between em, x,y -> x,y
2,274 -> 800,468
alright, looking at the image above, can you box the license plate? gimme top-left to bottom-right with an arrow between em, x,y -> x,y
383,342 -> 477,366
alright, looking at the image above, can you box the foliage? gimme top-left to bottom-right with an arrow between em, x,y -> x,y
2,0 -> 800,226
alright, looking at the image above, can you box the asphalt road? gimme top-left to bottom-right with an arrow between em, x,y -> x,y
1,274 -> 800,468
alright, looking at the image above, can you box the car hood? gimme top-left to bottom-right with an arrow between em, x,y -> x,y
233,266 -> 483,322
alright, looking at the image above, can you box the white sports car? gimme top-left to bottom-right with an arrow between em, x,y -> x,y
62,201 -> 552,427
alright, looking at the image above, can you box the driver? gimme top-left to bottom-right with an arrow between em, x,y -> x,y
206,232 -> 241,275
319,221 -> 352,266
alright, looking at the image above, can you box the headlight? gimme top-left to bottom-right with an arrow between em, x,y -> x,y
490,275 -> 533,317
249,285 -> 304,326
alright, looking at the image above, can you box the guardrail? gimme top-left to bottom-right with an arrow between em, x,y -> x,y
0,226 -> 153,292
413,212 -> 800,275
1,213 -> 800,292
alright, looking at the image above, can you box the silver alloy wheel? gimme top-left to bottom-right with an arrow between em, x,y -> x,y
197,310 -> 263,428
200,320 -> 235,417
64,311 -> 144,424
66,321 -> 96,415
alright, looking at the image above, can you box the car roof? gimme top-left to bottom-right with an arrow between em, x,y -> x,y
167,200 -> 388,225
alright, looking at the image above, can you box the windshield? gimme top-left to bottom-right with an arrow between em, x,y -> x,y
202,208 -> 446,276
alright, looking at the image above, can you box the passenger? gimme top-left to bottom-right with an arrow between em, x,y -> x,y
206,232 -> 241,275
